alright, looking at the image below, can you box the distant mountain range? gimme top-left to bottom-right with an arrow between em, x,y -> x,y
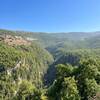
0,29 -> 100,49
0,29 -> 100,47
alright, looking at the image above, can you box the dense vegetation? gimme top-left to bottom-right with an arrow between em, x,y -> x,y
47,51 -> 100,100
0,29 -> 100,100
0,42 -> 53,100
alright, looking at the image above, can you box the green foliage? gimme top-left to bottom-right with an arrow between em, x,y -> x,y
17,80 -> 41,100
56,64 -> 74,77
60,77 -> 80,100
0,42 -> 53,99
0,42 -> 22,69
0,29 -> 100,100
85,79 -> 100,99
48,57 -> 100,100
79,59 -> 99,79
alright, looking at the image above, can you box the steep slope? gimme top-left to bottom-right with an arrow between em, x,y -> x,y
0,41 -> 54,88
44,48 -> 100,86
0,31 -> 54,99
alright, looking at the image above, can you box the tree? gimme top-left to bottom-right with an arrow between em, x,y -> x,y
60,77 -> 80,100
56,64 -> 74,78
85,79 -> 100,99
17,80 -> 41,100
78,59 -> 99,79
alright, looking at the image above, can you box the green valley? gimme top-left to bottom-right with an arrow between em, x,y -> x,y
0,29 -> 100,100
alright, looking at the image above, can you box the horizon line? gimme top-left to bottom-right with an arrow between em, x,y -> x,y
0,28 -> 100,33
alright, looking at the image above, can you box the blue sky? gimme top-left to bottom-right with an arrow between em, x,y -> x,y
0,0 -> 100,32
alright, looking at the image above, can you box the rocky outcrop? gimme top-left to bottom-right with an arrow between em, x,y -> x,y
0,35 -> 31,46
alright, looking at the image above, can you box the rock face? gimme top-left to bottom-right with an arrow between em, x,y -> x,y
0,34 -> 31,46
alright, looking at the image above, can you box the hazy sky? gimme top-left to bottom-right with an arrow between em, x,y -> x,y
0,0 -> 100,32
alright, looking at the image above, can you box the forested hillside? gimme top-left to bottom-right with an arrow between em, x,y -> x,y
0,40 -> 53,99
0,29 -> 100,100
45,49 -> 100,100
